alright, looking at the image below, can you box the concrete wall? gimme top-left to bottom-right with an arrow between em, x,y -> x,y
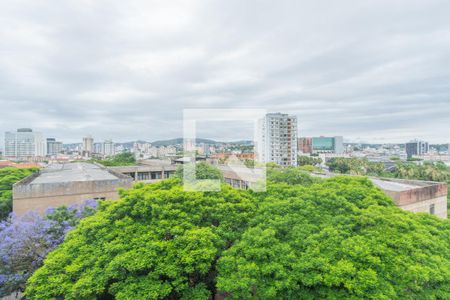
390,182 -> 447,206
398,195 -> 447,219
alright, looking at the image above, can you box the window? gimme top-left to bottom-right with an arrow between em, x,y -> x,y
429,204 -> 435,215
151,172 -> 162,179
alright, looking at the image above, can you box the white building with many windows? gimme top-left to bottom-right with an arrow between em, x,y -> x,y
4,128 -> 46,161
258,113 -> 298,166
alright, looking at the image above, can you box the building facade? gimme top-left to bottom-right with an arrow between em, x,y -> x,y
13,163 -> 133,216
258,113 -> 298,166
103,140 -> 115,157
298,136 -> 344,154
312,136 -> 344,154
405,140 -> 429,158
371,178 -> 447,219
298,137 -> 312,154
46,138 -> 63,156
4,128 -> 46,161
82,135 -> 94,156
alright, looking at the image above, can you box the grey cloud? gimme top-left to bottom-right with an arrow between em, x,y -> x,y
0,0 -> 449,146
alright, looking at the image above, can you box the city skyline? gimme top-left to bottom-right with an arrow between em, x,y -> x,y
1,125 -> 450,148
1,1 -> 450,144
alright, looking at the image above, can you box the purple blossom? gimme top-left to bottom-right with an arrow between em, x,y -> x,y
44,207 -> 55,215
0,199 -> 97,296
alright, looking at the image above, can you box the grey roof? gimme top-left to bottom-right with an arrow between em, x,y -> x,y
30,163 -> 120,184
370,178 -> 422,192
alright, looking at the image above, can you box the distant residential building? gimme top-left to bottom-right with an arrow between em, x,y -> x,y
82,135 -> 94,156
298,137 -> 312,154
46,138 -> 63,156
93,142 -> 104,154
103,140 -> 115,157
133,143 -> 176,159
298,136 -> 344,154
258,113 -> 298,166
312,136 -> 344,154
4,128 -> 46,161
210,153 -> 256,160
405,140 -> 429,158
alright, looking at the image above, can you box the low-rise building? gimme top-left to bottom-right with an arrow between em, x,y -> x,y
370,178 -> 447,219
13,162 -> 133,216
108,160 -> 177,182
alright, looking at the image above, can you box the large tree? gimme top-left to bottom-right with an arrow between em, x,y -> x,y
25,179 -> 255,299
217,177 -> 450,299
25,172 -> 450,299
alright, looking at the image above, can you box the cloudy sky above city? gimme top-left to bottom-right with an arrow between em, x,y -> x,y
0,0 -> 449,145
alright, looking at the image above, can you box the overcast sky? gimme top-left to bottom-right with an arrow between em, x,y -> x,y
0,0 -> 449,145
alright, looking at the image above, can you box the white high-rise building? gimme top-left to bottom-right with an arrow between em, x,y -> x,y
258,113 -> 298,166
93,142 -> 104,154
46,138 -> 63,156
82,135 -> 94,156
4,128 -> 46,161
103,140 -> 115,157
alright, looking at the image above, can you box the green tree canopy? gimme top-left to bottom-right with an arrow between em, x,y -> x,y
217,177 -> 450,299
25,171 -> 450,299
297,155 -> 322,167
95,152 -> 136,167
175,161 -> 224,182
25,179 -> 255,299
0,167 -> 38,220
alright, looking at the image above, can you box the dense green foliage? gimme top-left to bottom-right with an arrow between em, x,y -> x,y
25,168 -> 450,299
175,161 -> 224,182
326,157 -> 450,182
0,167 -> 37,220
218,177 -> 449,299
26,180 -> 254,299
95,152 -> 136,167
267,166 -> 320,186
297,155 -> 322,167
326,158 -> 385,176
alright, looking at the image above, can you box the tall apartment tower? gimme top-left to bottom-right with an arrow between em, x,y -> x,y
46,138 -> 63,156
82,135 -> 94,156
258,113 -> 298,166
4,128 -> 46,161
405,140 -> 429,159
103,140 -> 115,157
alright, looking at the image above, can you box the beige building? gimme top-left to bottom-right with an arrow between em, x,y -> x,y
13,163 -> 133,216
108,159 -> 177,183
371,178 -> 448,219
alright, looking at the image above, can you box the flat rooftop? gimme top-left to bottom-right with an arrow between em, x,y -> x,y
370,178 -> 421,192
30,163 -> 120,184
